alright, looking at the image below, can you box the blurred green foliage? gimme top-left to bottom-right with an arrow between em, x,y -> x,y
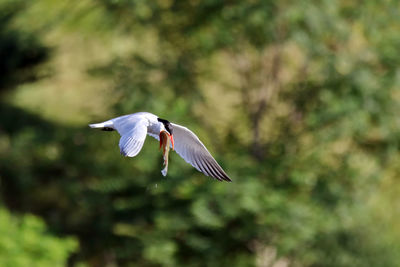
0,0 -> 48,91
1,0 -> 400,266
0,207 -> 78,267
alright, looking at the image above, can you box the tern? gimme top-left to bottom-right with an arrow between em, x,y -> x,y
89,112 -> 231,181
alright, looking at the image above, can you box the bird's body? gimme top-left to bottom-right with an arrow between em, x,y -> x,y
89,112 -> 231,182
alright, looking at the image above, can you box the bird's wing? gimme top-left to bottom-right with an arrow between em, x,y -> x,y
171,123 -> 231,181
112,115 -> 148,157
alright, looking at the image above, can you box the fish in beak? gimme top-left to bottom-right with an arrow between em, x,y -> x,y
159,130 -> 174,176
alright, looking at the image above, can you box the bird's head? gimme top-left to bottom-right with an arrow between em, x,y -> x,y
157,118 -> 174,150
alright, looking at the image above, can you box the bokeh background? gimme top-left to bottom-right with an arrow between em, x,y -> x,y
1,0 -> 400,266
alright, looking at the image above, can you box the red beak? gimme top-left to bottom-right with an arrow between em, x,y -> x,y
170,134 -> 174,150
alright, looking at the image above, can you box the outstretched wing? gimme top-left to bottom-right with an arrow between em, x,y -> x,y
171,123 -> 231,182
112,115 -> 148,157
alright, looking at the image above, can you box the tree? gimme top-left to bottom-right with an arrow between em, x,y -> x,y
1,0 -> 400,266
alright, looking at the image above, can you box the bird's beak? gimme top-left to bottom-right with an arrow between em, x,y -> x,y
170,134 -> 174,151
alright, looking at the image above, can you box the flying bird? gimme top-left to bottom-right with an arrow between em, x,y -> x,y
89,112 -> 231,182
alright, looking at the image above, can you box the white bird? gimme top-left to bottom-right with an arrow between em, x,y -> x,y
89,112 -> 231,182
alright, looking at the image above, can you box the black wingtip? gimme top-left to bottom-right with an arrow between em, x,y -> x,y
205,159 -> 232,182
194,154 -> 232,182
220,173 -> 232,182
215,175 -> 231,182
102,127 -> 114,131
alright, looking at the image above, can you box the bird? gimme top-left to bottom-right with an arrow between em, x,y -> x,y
89,112 -> 231,182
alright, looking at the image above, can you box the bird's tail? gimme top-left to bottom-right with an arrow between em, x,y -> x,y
89,120 -> 114,131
